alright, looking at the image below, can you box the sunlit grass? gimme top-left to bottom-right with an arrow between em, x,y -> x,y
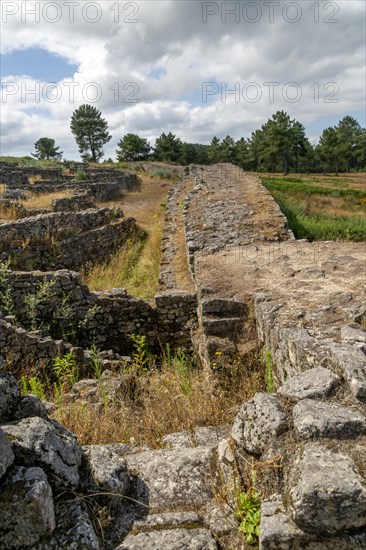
84,221 -> 162,298
22,190 -> 75,210
84,171 -> 172,297
54,348 -> 265,448
262,176 -> 366,241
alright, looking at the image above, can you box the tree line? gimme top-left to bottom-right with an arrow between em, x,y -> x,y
32,105 -> 365,173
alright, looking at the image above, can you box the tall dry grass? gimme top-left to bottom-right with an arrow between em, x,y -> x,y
55,348 -> 264,448
84,221 -> 163,298
22,190 -> 74,210
84,172 -> 172,297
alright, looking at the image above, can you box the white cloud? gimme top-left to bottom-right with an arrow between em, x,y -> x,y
1,0 -> 365,159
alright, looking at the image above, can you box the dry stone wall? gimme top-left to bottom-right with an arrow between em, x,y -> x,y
0,208 -> 136,271
1,269 -> 198,373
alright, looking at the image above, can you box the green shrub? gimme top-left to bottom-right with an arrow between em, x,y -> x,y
263,350 -> 275,393
74,169 -> 86,181
0,260 -> 14,316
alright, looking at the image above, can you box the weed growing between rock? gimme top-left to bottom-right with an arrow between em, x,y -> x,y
0,260 -> 14,316
263,350 -> 275,394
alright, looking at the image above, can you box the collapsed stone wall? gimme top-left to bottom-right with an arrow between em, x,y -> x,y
1,180 -> 137,223
3,176 -> 137,195
1,372 -> 229,550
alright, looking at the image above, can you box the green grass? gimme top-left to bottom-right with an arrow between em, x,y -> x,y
261,176 -> 366,242
0,156 -> 63,169
273,194 -> 365,241
262,177 -> 366,198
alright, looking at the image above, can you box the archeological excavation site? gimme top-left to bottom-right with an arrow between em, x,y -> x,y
0,160 -> 365,549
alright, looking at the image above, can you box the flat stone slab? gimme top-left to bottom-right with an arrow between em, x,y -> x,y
132,511 -> 202,533
125,447 -> 214,512
231,392 -> 287,456
162,426 -> 228,449
278,367 -> 340,401
289,444 -> 366,534
117,528 -> 218,549
293,399 -> 366,439
327,343 -> 366,399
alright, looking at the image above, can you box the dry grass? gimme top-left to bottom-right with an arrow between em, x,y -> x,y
0,205 -> 18,222
22,190 -> 74,210
85,172 -> 173,297
0,184 -> 5,196
55,349 -> 264,448
96,172 -> 173,231
84,221 -> 163,298
291,192 -> 366,218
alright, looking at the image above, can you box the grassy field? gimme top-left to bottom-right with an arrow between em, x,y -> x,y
260,173 -> 366,241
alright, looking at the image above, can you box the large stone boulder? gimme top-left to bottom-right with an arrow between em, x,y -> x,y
0,466 -> 55,549
293,399 -> 366,440
2,417 -> 82,488
34,500 -> 99,550
125,446 -> 214,512
82,444 -> 130,509
14,394 -> 48,420
231,392 -> 287,456
289,444 -> 366,534
260,495 -> 366,549
327,343 -> 366,399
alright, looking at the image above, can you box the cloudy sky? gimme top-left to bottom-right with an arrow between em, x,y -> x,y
1,0 -> 365,160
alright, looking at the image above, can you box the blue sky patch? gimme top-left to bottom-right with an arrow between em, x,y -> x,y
306,109 -> 365,139
1,48 -> 78,82
148,68 -> 167,80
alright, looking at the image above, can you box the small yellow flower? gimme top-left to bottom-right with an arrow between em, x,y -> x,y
215,351 -> 222,355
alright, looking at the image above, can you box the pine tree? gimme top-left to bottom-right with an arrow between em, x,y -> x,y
70,104 -> 112,162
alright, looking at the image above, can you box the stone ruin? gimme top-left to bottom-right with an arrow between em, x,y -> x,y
0,162 -> 365,548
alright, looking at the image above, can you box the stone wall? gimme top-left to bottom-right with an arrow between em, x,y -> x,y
0,209 -> 136,271
1,270 -> 198,372
0,166 -> 63,186
159,168 -> 193,290
3,176 -> 137,195
51,192 -> 95,212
